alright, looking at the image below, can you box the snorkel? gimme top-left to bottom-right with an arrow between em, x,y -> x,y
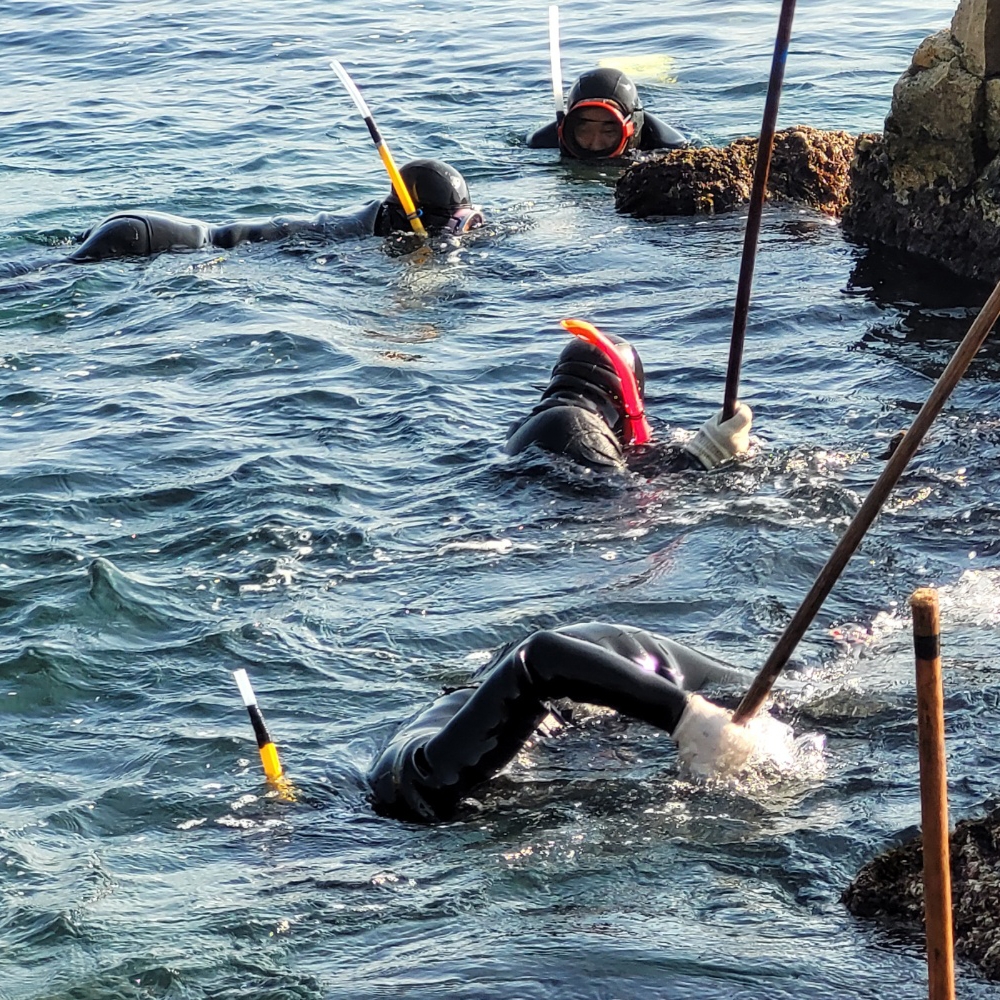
548,5 -> 566,125
330,60 -> 427,237
560,318 -> 652,445
233,668 -> 294,800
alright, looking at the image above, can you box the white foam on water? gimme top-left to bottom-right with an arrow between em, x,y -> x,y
938,568 -> 1000,627
436,537 -> 514,554
747,715 -> 827,782
699,713 -> 828,794
836,569 -> 1000,650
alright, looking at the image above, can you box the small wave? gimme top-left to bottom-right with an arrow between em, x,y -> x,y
435,537 -> 514,555
86,556 -> 197,628
938,568 -> 1000,627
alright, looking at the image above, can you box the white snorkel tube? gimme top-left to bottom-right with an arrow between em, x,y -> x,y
548,5 -> 565,124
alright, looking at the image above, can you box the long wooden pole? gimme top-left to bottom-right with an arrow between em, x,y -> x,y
723,0 -> 798,420
733,276 -> 1000,724
911,588 -> 955,1000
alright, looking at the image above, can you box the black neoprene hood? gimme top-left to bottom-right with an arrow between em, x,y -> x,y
543,335 -> 646,435
385,158 -> 473,229
567,68 -> 643,117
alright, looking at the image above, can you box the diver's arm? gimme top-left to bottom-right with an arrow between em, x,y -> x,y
526,120 -> 561,148
640,112 -> 689,150
626,442 -> 704,475
552,622 -> 748,691
211,203 -> 384,248
369,629 -> 693,821
522,627 -> 763,781
511,629 -> 692,727
660,447 -> 705,472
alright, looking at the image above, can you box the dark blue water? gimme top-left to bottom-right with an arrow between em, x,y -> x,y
3,1 -> 999,997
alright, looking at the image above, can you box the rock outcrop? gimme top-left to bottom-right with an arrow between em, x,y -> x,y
843,805 -> 1000,980
615,126 -> 857,218
843,0 -> 1000,282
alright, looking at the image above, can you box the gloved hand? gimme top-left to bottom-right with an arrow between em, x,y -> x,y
683,402 -> 753,470
671,694 -> 757,780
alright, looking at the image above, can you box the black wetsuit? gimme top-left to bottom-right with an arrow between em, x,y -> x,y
0,204 -> 388,279
67,202 -> 389,262
0,158 -> 479,273
506,393 -> 629,470
368,621 -> 746,822
504,337 -> 702,473
526,112 -> 688,153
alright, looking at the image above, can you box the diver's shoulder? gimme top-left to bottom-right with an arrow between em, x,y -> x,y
527,120 -> 560,148
640,112 -> 689,150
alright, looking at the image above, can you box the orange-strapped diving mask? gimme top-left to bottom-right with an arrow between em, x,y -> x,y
558,100 -> 635,159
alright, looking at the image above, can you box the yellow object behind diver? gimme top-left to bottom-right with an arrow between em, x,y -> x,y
598,54 -> 676,85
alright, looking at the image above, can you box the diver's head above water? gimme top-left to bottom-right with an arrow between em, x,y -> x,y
559,68 -> 645,159
505,320 -> 751,472
379,158 -> 485,235
543,332 -> 645,440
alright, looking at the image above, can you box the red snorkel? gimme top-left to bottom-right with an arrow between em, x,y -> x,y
560,318 -> 652,446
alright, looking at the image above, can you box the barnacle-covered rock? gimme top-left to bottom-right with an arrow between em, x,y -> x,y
843,805 -> 1000,980
615,126 -> 857,218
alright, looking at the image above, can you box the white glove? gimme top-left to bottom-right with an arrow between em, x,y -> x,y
671,694 -> 756,780
683,403 -> 753,470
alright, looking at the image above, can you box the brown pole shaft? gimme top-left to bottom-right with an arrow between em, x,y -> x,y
733,275 -> 1000,724
723,0 -> 798,421
911,587 -> 955,1000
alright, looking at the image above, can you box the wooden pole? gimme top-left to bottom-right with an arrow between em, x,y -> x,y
723,0 -> 798,420
911,587 -> 955,1000
733,275 -> 1000,724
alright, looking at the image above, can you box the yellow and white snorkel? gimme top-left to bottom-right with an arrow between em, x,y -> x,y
330,60 -> 427,237
233,667 -> 294,798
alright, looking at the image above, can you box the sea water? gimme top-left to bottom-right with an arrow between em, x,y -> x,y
3,1 -> 999,997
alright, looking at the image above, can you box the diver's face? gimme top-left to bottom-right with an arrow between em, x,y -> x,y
570,106 -> 622,152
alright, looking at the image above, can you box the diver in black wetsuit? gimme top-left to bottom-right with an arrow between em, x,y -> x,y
527,68 -> 688,159
368,621 -> 770,822
66,159 -> 484,262
504,329 -> 753,473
